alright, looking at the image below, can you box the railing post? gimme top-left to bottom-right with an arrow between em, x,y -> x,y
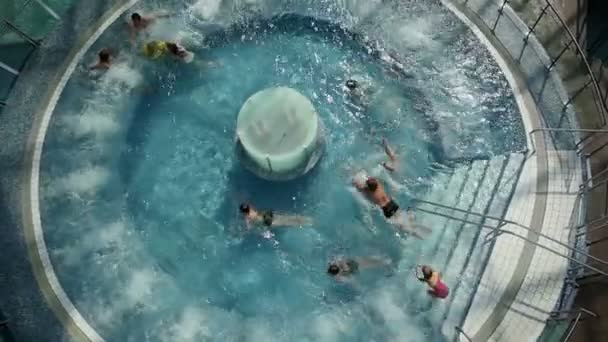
491,0 -> 509,34
454,326 -> 473,342
548,39 -> 574,71
524,3 -> 550,42
562,79 -> 593,111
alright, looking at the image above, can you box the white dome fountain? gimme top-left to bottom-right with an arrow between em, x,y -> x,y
235,87 -> 325,181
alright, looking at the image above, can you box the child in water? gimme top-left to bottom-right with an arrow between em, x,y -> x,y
417,265 -> 449,299
142,41 -> 194,63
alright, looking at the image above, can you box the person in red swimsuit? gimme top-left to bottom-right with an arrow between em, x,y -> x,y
417,265 -> 449,299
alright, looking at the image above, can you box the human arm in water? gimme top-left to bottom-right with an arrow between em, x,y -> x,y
381,138 -> 398,172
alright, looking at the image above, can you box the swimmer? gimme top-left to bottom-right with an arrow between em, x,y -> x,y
381,138 -> 398,172
90,48 -> 113,70
328,256 -> 392,282
352,174 -> 431,239
239,203 -> 312,229
129,11 -> 170,39
166,42 -> 194,63
345,79 -> 363,100
417,265 -> 449,299
142,40 -> 168,59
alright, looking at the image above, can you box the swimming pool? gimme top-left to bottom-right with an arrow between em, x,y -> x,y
38,0 -> 525,340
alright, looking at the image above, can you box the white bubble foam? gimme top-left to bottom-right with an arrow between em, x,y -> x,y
47,166 -> 110,198
190,0 -> 222,20
62,108 -> 120,138
125,269 -> 157,304
101,62 -> 143,90
162,307 -> 211,341
313,312 -> 347,342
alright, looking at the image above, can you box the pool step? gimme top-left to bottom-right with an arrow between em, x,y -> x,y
407,153 -> 525,336
439,153 -> 525,338
410,158 -> 490,313
399,162 -> 471,295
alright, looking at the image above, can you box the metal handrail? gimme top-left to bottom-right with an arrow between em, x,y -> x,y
527,128 -> 608,155
542,0 -> 607,124
414,199 -> 608,271
454,326 -> 473,342
550,307 -> 597,320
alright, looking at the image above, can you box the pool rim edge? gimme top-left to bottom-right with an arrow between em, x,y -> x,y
22,1 -> 141,341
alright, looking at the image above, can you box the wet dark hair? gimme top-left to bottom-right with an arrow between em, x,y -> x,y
327,264 -> 340,275
131,13 -> 142,22
366,178 -> 378,192
166,42 -> 187,57
345,79 -> 358,89
166,42 -> 179,55
422,266 -> 433,279
239,203 -> 250,214
98,49 -> 111,63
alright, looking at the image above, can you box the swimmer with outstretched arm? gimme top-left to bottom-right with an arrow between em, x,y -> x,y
381,138 -> 398,172
352,174 -> 431,239
328,256 -> 392,282
239,203 -> 313,229
129,11 -> 171,40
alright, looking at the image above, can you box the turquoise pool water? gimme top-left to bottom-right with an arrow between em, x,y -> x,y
39,0 -> 525,340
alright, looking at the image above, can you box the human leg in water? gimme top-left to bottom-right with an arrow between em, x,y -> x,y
271,214 -> 313,227
355,256 -> 392,269
389,208 -> 432,239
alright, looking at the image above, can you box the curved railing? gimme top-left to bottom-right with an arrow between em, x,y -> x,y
450,0 -> 608,340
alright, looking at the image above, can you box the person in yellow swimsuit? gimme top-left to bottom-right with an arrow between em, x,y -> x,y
142,41 -> 195,63
142,40 -> 169,59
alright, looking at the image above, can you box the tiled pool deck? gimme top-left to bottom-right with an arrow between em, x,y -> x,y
444,0 -> 586,341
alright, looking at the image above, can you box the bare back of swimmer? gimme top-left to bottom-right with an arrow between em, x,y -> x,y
352,175 -> 431,239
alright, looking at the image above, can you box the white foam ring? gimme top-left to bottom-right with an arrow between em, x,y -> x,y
29,1 -> 141,341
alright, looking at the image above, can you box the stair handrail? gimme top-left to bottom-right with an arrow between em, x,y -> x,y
560,307 -> 599,342
454,326 -> 473,342
527,128 -> 608,156
413,199 -> 608,271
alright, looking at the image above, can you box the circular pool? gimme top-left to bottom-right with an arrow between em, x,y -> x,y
37,0 -> 525,340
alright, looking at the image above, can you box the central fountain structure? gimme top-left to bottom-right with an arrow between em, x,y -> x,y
235,87 -> 325,181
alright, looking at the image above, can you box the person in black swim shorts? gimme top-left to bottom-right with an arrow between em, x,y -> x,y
352,175 -> 431,239
239,203 -> 313,229
352,176 -> 399,218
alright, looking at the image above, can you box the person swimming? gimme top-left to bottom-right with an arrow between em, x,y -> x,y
328,256 -> 392,282
352,176 -> 399,219
166,42 -> 194,63
352,173 -> 431,239
417,265 -> 449,299
239,202 -> 312,228
142,41 -> 194,63
345,79 -> 364,102
142,40 -> 168,59
90,48 -> 113,70
129,11 -> 170,39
